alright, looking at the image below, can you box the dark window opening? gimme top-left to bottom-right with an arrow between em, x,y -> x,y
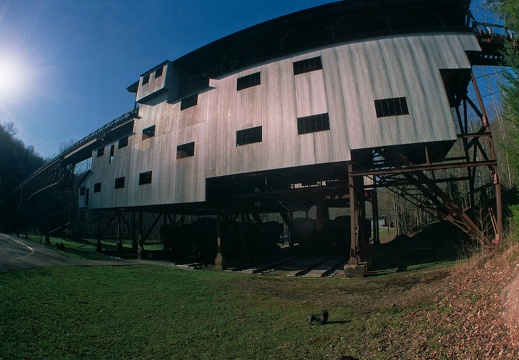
155,67 -> 163,78
177,142 -> 195,159
139,171 -> 152,185
237,72 -> 261,91
94,183 -> 102,193
109,144 -> 115,164
115,177 -> 125,189
180,94 -> 198,110
179,75 -> 209,99
97,147 -> 104,157
236,126 -> 262,146
293,56 -> 323,75
142,74 -> 150,85
118,136 -> 128,149
297,113 -> 330,135
375,97 -> 409,117
79,187 -> 86,195
85,188 -> 89,205
142,125 -> 156,140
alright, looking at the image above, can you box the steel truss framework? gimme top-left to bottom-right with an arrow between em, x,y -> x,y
348,72 -> 502,260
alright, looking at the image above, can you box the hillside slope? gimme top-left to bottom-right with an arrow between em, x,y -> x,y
378,243 -> 519,359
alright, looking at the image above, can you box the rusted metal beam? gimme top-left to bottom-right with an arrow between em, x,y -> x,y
351,160 -> 496,177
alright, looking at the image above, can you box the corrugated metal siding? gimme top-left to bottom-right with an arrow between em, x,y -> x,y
83,33 -> 480,209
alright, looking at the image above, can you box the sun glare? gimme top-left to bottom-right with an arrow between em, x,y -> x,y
0,53 -> 28,103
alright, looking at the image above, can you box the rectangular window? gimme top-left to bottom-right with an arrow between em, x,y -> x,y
297,113 -> 330,135
293,56 -> 323,75
97,147 -> 104,157
237,72 -> 261,91
139,171 -> 152,185
177,142 -> 195,159
115,177 -> 125,189
154,67 -> 163,78
142,73 -> 150,85
118,136 -> 128,149
85,188 -> 89,206
79,187 -> 86,195
236,126 -> 262,146
374,97 -> 409,118
109,144 -> 115,164
180,94 -> 198,110
94,183 -> 101,193
142,125 -> 156,140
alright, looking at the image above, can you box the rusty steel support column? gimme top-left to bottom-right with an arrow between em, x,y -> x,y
471,72 -> 503,244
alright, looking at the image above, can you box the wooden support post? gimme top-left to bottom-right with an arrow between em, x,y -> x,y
137,211 -> 144,259
96,210 -> 102,253
132,211 -> 138,251
345,163 -> 366,278
215,207 -> 225,270
116,211 -> 123,254
372,189 -> 380,245
348,164 -> 359,265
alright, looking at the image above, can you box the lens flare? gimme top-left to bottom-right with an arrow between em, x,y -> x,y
0,53 -> 27,103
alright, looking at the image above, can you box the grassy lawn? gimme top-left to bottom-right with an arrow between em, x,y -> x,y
0,263 -> 448,359
26,236 -> 163,261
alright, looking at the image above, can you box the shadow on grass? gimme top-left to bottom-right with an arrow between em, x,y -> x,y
370,221 -> 470,274
326,320 -> 351,325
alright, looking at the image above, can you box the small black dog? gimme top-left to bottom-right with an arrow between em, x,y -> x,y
307,309 -> 328,325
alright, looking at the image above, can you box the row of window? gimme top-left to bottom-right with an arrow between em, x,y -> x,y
98,134 -> 196,162
175,56 -> 324,110
87,96 -> 409,195
141,66 -> 164,86
97,136 -> 129,158
176,54 -> 408,120
97,96 -> 408,160
90,170 -> 153,194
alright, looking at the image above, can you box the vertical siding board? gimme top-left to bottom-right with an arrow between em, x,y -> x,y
322,48 -> 350,162
266,62 -> 284,169
344,43 -> 373,149
280,59 -> 299,167
83,32 -> 477,210
366,40 -> 408,146
295,70 -> 327,118
393,37 -> 427,142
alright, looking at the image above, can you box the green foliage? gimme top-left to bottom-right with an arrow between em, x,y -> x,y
0,122 -> 45,232
489,1 -> 519,180
510,204 -> 519,241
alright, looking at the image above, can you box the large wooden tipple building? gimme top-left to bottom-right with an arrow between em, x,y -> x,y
22,0 -> 504,273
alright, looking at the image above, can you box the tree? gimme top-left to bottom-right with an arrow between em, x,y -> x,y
488,0 -> 519,239
0,123 -> 45,232
488,0 -> 519,180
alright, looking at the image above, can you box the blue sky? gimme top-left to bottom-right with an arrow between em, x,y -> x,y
0,0 -> 499,159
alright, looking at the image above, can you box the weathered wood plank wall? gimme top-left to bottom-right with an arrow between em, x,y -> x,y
81,34 -> 480,209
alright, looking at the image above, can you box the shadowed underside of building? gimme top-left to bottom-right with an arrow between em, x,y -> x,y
17,0 -> 508,273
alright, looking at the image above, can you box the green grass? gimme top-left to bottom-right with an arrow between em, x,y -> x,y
26,236 -> 163,261
0,265 -> 441,359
